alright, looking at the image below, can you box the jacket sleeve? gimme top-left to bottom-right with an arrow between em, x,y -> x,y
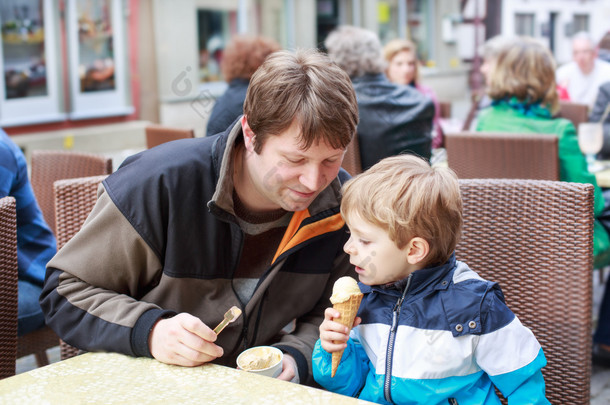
275,245 -> 356,384
312,335 -> 369,397
474,292 -> 550,404
590,83 -> 610,123
40,186 -> 175,357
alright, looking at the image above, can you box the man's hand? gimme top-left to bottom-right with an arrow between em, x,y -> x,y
319,307 -> 361,353
276,354 -> 298,382
149,313 -> 224,366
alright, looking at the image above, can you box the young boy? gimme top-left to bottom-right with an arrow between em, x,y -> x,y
312,155 -> 549,404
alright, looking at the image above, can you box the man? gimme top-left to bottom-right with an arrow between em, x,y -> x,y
0,129 -> 56,336
40,49 -> 359,385
325,26 -> 434,171
556,31 -> 610,107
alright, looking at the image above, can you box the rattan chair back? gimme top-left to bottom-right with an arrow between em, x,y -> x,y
457,179 -> 593,404
558,101 -> 589,129
0,197 -> 18,379
445,131 -> 559,180
341,135 -> 363,176
53,175 -> 108,360
31,150 -> 113,234
145,125 -> 194,149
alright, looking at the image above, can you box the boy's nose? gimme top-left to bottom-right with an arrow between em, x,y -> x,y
343,237 -> 356,255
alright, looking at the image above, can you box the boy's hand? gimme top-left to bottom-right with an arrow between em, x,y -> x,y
319,307 -> 361,353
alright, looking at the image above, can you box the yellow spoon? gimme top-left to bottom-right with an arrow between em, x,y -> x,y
213,306 -> 242,335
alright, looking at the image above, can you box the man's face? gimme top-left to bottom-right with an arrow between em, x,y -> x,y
572,38 -> 597,75
241,118 -> 346,212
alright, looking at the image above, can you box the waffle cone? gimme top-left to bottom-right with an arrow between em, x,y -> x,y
331,292 -> 363,377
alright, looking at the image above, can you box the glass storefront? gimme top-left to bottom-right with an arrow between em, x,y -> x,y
76,0 -> 116,92
1,0 -> 48,99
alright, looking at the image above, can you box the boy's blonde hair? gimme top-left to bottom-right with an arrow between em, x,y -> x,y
341,155 -> 462,267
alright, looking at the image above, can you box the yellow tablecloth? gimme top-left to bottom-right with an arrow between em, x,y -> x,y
596,166 -> 610,188
0,352 -> 372,404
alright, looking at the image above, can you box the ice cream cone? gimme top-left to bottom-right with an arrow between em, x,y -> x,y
331,292 -> 363,377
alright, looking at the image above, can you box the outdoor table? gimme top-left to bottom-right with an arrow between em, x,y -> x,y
0,352 -> 372,404
596,162 -> 610,188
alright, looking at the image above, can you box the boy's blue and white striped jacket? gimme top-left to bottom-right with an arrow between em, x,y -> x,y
313,254 -> 549,404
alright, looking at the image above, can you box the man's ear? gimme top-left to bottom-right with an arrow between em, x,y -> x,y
406,237 -> 430,265
241,115 -> 256,152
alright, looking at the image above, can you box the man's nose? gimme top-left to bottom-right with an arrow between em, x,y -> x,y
299,164 -> 324,191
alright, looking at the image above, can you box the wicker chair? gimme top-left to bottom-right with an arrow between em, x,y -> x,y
439,101 -> 452,119
0,197 -> 18,379
558,100 -> 589,129
31,150 -> 113,234
341,135 -> 363,176
23,151 -> 112,367
53,175 -> 108,360
445,131 -> 560,180
145,125 -> 195,149
457,179 -> 593,404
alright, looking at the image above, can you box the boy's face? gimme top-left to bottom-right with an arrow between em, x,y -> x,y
343,213 -> 413,285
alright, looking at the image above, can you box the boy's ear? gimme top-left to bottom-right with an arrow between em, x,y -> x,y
406,237 -> 430,265
241,115 -> 256,152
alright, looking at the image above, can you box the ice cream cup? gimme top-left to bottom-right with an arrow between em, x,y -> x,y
236,346 -> 283,378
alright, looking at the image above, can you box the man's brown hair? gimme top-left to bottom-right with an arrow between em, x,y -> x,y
243,49 -> 358,153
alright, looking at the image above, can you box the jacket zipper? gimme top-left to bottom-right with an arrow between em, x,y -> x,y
383,274 -> 412,404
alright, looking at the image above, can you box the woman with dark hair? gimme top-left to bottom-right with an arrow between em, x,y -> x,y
206,35 -> 280,136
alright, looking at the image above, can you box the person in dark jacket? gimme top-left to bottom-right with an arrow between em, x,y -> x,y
325,25 -> 434,171
0,129 -> 56,336
206,35 -> 280,136
40,49 -> 359,385
590,80 -> 610,367
592,81 -> 610,158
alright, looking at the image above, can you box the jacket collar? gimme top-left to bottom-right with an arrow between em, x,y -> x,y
360,253 -> 457,297
492,97 -> 552,118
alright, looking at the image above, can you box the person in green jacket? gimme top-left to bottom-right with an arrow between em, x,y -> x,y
477,37 -> 610,268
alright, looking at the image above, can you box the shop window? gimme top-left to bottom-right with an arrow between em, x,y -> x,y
0,0 -> 132,127
0,0 -> 63,126
515,13 -> 535,37
197,9 -> 236,83
572,14 -> 589,34
67,0 -> 132,119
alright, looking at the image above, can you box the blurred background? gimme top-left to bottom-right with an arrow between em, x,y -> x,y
1,0 -> 609,164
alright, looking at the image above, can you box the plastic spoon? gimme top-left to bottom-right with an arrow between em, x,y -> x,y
213,306 -> 242,335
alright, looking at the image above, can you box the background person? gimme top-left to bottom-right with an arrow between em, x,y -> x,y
0,128 -> 56,336
556,31 -> 610,108
40,49 -> 359,385
589,80 -> 610,367
312,155 -> 549,404
325,25 -> 434,171
206,35 -> 280,136
477,36 -> 610,272
383,38 -> 444,148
